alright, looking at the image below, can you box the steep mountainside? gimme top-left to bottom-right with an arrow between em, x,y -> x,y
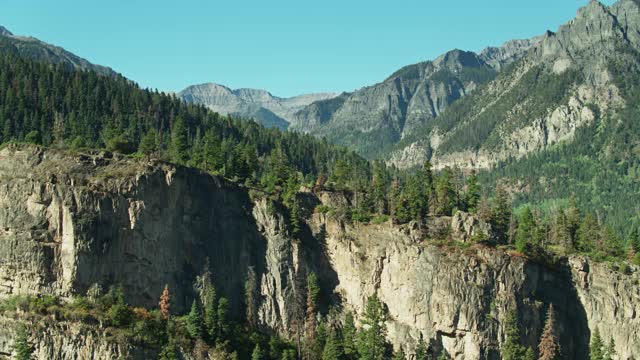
0,146 -> 638,359
390,0 -> 640,170
290,41 -> 539,158
178,83 -> 337,130
385,0 -> 640,232
0,26 -> 115,76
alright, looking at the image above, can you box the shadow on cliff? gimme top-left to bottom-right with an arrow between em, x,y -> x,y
521,259 -> 590,359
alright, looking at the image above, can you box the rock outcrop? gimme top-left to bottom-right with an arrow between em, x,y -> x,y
0,145 -> 638,359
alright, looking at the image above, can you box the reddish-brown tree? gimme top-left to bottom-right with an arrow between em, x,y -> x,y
538,305 -> 560,360
159,284 -> 171,319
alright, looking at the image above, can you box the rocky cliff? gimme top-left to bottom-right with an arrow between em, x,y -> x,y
0,145 -> 638,359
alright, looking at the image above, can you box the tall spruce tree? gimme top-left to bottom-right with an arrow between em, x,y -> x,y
465,171 -> 481,213
204,287 -> 218,343
502,309 -> 526,360
170,117 -> 189,164
343,312 -> 357,360
186,299 -> 204,339
356,295 -> 388,360
590,328 -> 605,360
14,325 -> 32,360
538,305 -> 560,360
492,186 -> 512,243
322,329 -> 343,360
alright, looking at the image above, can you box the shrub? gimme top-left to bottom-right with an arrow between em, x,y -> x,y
371,215 -> 390,225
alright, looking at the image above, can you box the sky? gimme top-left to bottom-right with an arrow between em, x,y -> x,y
1,0 -> 617,97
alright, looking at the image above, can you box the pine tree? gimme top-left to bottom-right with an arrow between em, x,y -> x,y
415,336 -> 428,360
290,200 -> 302,237
159,284 -> 171,319
252,344 -> 265,360
170,117 -> 189,164
159,341 -> 179,360
187,299 -> 204,339
538,305 -> 560,360
342,312 -> 357,360
314,321 -> 328,359
515,207 -> 536,254
13,325 -> 32,360
524,347 -> 535,360
434,169 -> 456,216
605,338 -> 616,360
322,330 -> 344,360
217,297 -> 230,341
393,347 -> 406,360
502,309 -> 526,360
627,227 -> 640,261
138,128 -> 158,156
204,287 -> 218,343
590,328 -> 604,360
577,214 -> 600,253
465,171 -> 481,213
356,295 -> 388,360
332,159 -> 351,190
492,186 -> 512,244
305,272 -> 320,359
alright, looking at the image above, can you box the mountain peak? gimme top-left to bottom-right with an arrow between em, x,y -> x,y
578,0 -> 610,19
0,26 -> 13,36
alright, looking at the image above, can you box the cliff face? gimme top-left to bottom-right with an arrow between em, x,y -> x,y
0,318 -> 154,360
0,146 -> 638,359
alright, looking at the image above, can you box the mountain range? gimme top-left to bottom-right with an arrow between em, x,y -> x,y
178,83 -> 337,130
178,39 -> 539,158
177,0 -> 640,173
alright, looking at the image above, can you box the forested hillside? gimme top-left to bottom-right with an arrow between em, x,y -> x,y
0,51 -> 368,186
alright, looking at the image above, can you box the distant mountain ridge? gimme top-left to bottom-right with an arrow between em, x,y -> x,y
178,83 -> 338,130
0,25 -> 116,76
288,38 -> 540,158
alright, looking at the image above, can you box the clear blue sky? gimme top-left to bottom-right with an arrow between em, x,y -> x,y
1,0 -> 616,97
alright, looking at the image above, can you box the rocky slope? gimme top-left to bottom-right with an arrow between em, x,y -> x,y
0,145 -> 638,359
289,40 -> 538,159
389,0 -> 638,170
178,83 -> 337,130
0,26 -> 116,77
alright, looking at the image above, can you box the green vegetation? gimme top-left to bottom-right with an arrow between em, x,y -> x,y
14,325 -> 32,360
477,44 -> 640,248
502,310 -> 527,360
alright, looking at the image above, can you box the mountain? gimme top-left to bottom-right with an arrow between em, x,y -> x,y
384,0 -> 640,232
289,40 -> 540,158
390,0 -> 640,170
0,25 -> 115,76
178,83 -> 338,130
